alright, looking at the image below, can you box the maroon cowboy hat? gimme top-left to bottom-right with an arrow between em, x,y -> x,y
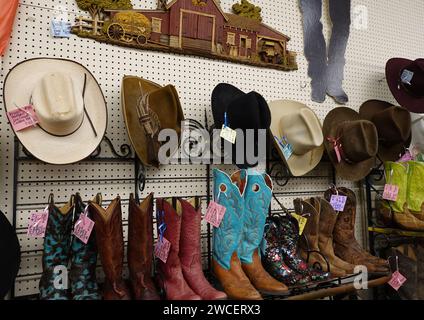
386,58 -> 424,113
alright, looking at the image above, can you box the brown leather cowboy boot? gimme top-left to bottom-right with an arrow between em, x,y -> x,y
90,196 -> 131,300
297,198 -> 333,275
156,198 -> 201,300
318,198 -> 355,277
128,193 -> 160,300
324,187 -> 389,273
179,197 -> 227,300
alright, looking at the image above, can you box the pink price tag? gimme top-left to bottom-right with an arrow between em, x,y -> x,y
27,210 -> 49,238
155,237 -> 171,263
7,105 -> 39,131
383,184 -> 399,202
388,271 -> 407,291
204,201 -> 226,228
397,151 -> 413,163
73,213 -> 95,244
330,195 -> 347,212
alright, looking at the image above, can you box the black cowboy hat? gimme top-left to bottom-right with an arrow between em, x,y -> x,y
211,83 -> 271,168
0,211 -> 20,299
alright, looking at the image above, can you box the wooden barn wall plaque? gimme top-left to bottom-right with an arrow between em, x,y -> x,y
72,0 -> 298,71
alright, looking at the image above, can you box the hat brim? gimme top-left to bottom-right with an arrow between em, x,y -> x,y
3,58 -> 107,165
269,100 -> 324,176
359,100 -> 412,162
386,58 -> 424,113
0,211 -> 20,299
323,107 -> 376,181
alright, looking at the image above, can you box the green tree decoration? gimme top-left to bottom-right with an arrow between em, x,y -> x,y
76,0 -> 133,34
232,0 -> 262,22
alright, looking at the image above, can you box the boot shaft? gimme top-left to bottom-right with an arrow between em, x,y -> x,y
90,197 -> 125,282
128,193 -> 154,274
239,170 -> 273,264
179,197 -> 202,265
296,197 -> 320,252
212,169 -> 246,270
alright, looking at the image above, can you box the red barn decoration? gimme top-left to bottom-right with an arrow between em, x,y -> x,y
72,0 -> 297,71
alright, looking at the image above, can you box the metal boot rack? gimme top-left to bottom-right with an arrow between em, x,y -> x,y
11,119 -> 390,300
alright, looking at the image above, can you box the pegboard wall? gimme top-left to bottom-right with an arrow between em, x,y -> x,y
1,0 -> 424,298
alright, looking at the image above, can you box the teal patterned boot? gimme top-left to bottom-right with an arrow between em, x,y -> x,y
69,193 -> 101,300
211,169 -> 262,300
238,170 -> 289,295
39,194 -> 74,300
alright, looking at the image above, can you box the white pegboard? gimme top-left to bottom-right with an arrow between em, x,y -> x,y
1,0 -> 424,297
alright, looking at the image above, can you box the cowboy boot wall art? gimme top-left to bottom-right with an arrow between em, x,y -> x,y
69,193 -> 100,300
39,194 -> 74,300
179,198 -> 227,300
300,0 -> 351,104
212,169 -> 262,300
238,170 -> 289,295
127,193 -> 160,300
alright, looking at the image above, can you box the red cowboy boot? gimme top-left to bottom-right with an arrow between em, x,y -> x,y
156,198 -> 201,300
128,193 -> 160,300
179,197 -> 227,300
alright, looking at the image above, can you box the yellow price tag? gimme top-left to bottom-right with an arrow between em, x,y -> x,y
291,213 -> 308,235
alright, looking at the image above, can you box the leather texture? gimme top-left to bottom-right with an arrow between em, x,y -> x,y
297,198 -> 333,275
179,198 -> 227,300
317,198 -> 355,276
324,187 -> 389,273
69,193 -> 100,300
128,193 -> 160,300
239,171 -> 288,294
211,169 -> 262,300
156,198 -> 200,300
39,195 -> 74,300
90,196 -> 131,300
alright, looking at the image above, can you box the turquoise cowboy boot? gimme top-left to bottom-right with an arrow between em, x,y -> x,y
238,170 -> 289,295
211,169 -> 262,300
39,194 -> 74,300
69,193 -> 101,300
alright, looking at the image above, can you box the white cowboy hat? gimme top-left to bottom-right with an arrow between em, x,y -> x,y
3,58 -> 107,164
268,100 -> 324,176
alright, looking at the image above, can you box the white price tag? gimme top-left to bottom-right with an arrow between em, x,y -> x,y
220,125 -> 237,144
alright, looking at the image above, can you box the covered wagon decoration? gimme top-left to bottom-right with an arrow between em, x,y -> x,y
72,0 -> 298,71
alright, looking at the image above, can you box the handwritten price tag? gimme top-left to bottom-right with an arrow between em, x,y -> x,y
155,237 -> 171,263
220,125 -> 237,144
388,271 -> 407,291
73,213 -> 95,244
291,213 -> 308,235
27,210 -> 49,238
7,105 -> 39,131
204,201 -> 226,228
330,195 -> 347,212
383,184 -> 399,202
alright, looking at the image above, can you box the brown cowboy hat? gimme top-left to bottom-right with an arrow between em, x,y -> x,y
386,58 -> 424,113
359,100 -> 411,162
121,76 -> 184,167
323,107 -> 378,181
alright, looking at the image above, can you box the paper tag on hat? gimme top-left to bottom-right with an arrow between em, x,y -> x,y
401,69 -> 414,85
383,184 -> 399,202
27,209 -> 49,238
154,237 -> 171,263
334,145 -> 342,163
220,125 -> 237,144
7,105 -> 39,131
274,136 -> 293,160
204,201 -> 226,228
397,151 -> 413,163
291,212 -> 308,235
388,270 -> 407,291
330,195 -> 347,212
73,207 -> 95,244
